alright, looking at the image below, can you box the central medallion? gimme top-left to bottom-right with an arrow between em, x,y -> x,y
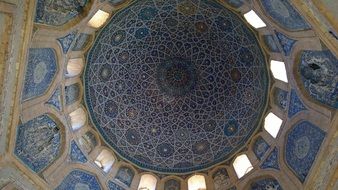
157,58 -> 197,96
85,0 -> 269,173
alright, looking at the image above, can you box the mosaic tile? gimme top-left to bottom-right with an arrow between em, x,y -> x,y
108,181 -> 125,190
57,31 -> 78,54
14,115 -> 61,173
107,0 -> 126,6
223,0 -> 244,8
261,0 -> 310,31
84,0 -> 269,173
213,168 -> 231,190
275,32 -> 296,56
56,170 -> 101,190
35,0 -> 88,26
115,166 -> 134,187
261,148 -> 280,170
253,137 -> 270,160
263,35 -> 280,53
250,178 -> 283,190
22,48 -> 57,101
299,50 -> 338,109
288,89 -> 307,118
72,33 -> 91,51
70,140 -> 87,163
65,83 -> 80,105
273,87 -> 288,111
164,179 -> 180,190
46,87 -> 61,111
286,121 -> 326,182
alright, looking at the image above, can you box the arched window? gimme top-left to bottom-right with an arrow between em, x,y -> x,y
138,174 -> 157,190
69,107 -> 87,130
270,60 -> 288,83
233,154 -> 253,179
244,10 -> 266,29
66,58 -> 84,77
188,175 -> 207,190
94,149 -> 115,173
88,10 -> 110,28
264,112 -> 283,138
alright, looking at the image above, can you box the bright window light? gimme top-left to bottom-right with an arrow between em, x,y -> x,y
264,112 -> 283,138
95,150 -> 115,173
138,174 -> 157,190
87,10 -> 110,28
69,108 -> 87,130
188,175 -> 207,190
270,60 -> 288,83
233,154 -> 253,178
244,10 -> 266,28
66,58 -> 84,77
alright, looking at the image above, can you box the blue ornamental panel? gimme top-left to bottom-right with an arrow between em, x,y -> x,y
261,148 -> 280,170
57,31 -> 78,54
253,137 -> 270,160
213,168 -> 231,190
263,35 -> 280,53
288,89 -> 307,118
65,83 -> 81,105
115,166 -> 134,187
261,0 -> 310,31
164,179 -> 180,190
84,0 -> 269,173
35,0 -> 88,26
56,170 -> 101,190
285,121 -> 325,182
250,178 -> 283,190
45,87 -> 62,111
14,115 -> 61,173
22,48 -> 57,101
299,50 -> 338,109
273,87 -> 288,111
70,140 -> 87,163
275,32 -> 296,56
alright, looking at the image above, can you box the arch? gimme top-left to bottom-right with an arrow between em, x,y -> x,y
69,107 -> 87,131
244,10 -> 266,29
187,175 -> 207,190
115,165 -> 135,187
270,60 -> 288,83
138,174 -> 157,190
65,82 -> 81,105
94,149 -> 115,173
87,9 -> 110,29
212,167 -> 231,190
164,178 -> 181,190
264,112 -> 283,138
78,130 -> 98,154
233,154 -> 253,179
66,58 -> 84,77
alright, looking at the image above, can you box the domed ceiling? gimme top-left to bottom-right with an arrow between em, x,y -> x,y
84,0 -> 269,173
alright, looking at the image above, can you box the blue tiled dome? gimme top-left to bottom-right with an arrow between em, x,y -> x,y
84,0 -> 269,173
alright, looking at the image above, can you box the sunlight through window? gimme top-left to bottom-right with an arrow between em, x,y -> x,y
264,112 -> 283,138
270,60 -> 288,83
244,10 -> 266,28
233,154 -> 253,178
88,10 -> 110,28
